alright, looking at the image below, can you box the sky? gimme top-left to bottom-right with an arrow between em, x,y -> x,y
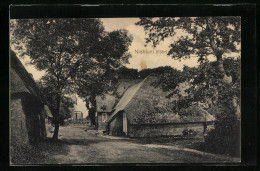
12,18 -> 240,117
101,18 -> 201,71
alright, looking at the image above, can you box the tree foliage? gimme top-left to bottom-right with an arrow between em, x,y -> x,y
76,30 -> 132,104
74,29 -> 132,127
10,18 -> 124,139
136,17 -> 241,156
136,17 -> 240,62
204,103 -> 240,157
75,29 -> 133,106
136,17 -> 241,113
11,19 -> 104,93
37,81 -> 74,125
117,66 -> 139,79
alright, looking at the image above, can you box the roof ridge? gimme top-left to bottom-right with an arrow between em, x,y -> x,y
107,76 -> 150,123
113,76 -> 148,109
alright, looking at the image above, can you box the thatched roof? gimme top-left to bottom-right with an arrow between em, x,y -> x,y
121,75 -> 174,124
116,79 -> 143,95
10,68 -> 30,94
178,105 -> 215,123
10,50 -> 41,97
96,95 -> 116,113
107,77 -> 148,122
95,79 -> 143,113
10,51 -> 53,118
108,75 -> 215,124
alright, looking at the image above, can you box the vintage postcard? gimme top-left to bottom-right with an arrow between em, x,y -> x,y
10,16 -> 241,164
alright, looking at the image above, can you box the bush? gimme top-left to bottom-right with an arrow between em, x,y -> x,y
204,107 -> 240,157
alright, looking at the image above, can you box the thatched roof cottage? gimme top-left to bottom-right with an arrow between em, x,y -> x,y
97,75 -> 215,137
10,51 -> 53,162
95,79 -> 142,132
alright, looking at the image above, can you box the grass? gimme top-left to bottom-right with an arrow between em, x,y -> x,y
132,135 -> 240,158
132,135 -> 204,147
10,138 -> 69,165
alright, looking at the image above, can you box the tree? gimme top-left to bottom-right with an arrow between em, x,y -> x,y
117,66 -> 138,79
136,17 -> 241,156
37,80 -> 75,125
75,29 -> 133,124
11,18 -> 105,139
136,17 -> 241,117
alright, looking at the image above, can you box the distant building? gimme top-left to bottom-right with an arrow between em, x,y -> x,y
74,111 -> 83,120
69,108 -> 83,120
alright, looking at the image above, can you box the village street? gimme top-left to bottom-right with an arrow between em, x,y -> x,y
38,124 -> 240,164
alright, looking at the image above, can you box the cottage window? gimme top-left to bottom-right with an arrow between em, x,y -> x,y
102,113 -> 107,122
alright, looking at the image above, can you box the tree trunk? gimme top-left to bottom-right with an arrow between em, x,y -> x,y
52,93 -> 61,140
216,55 -> 240,118
52,124 -> 60,140
90,96 -> 97,128
216,55 -> 232,84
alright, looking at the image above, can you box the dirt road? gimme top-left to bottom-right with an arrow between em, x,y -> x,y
38,125 -> 239,164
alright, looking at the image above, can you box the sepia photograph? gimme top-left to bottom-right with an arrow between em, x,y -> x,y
10,17 -> 241,164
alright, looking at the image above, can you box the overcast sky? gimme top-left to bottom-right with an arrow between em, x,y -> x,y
101,18 -> 201,71
13,18 -> 240,117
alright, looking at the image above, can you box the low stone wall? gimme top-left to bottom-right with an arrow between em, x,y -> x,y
128,122 -> 214,138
